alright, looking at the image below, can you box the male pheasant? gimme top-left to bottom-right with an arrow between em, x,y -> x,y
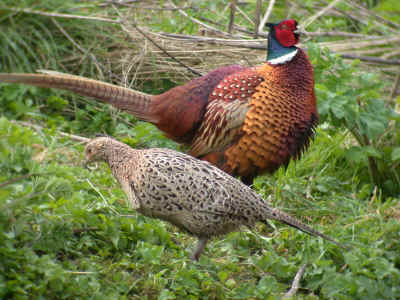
84,137 -> 342,260
0,19 -> 318,185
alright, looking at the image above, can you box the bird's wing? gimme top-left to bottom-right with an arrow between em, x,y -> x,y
189,69 -> 264,157
136,150 -> 232,212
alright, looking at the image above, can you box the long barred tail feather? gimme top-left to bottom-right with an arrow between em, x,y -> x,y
262,206 -> 346,249
0,71 -> 156,123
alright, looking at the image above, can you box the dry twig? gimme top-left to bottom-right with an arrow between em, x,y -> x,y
345,0 -> 400,31
254,0 -> 262,37
169,0 -> 233,38
228,0 -> 237,34
51,18 -> 104,76
258,0 -> 276,34
305,31 -> 379,39
235,4 -> 254,26
283,263 -> 307,298
319,36 -> 400,52
10,120 -> 90,143
340,54 -> 400,65
301,0 -> 343,30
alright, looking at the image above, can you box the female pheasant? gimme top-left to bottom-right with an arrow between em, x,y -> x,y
0,19 -> 318,185
83,137 -> 343,260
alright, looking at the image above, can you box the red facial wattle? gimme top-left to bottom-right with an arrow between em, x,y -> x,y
274,20 -> 300,47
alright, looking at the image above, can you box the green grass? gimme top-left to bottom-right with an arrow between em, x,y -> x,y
1,106 -> 399,299
1,0 -> 400,299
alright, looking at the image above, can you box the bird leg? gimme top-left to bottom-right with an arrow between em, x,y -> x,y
190,237 -> 208,261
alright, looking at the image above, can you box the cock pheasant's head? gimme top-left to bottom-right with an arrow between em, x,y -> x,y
265,19 -> 300,64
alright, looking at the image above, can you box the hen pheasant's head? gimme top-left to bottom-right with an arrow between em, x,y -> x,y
83,137 -> 112,165
265,19 -> 300,64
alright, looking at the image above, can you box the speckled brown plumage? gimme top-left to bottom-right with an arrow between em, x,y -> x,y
84,137 -> 343,260
0,20 -> 318,185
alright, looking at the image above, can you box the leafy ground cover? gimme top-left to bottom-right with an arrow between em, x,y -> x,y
1,0 -> 400,299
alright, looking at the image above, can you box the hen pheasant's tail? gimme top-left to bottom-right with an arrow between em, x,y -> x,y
0,71 -> 156,123
263,206 -> 346,249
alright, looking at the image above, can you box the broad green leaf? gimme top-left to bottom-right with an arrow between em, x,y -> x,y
391,147 -> 400,161
345,146 -> 366,164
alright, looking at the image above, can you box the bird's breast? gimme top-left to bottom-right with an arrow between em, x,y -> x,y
223,52 -> 318,178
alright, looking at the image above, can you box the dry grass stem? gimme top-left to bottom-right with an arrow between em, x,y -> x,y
258,0 -> 276,33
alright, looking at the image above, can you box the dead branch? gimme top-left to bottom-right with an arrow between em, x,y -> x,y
319,36 -> 400,52
301,0 -> 343,30
158,32 -> 267,49
305,31 -> 379,39
228,0 -> 237,34
254,0 -> 262,37
235,4 -> 254,26
383,50 -> 400,59
258,0 -> 276,34
340,54 -> 400,66
283,263 -> 307,298
10,120 -> 90,143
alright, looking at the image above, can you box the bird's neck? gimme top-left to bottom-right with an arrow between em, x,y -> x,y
104,143 -> 135,169
266,36 -> 298,65
257,49 -> 315,92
